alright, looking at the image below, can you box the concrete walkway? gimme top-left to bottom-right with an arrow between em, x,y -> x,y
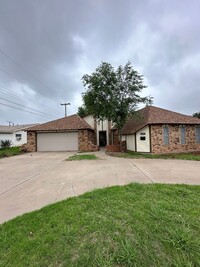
0,151 -> 200,223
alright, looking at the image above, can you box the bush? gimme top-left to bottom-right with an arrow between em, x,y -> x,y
1,139 -> 12,148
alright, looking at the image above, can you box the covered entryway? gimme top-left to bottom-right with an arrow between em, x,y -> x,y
37,132 -> 78,151
99,131 -> 107,146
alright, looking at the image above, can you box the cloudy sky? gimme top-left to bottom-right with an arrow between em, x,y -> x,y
0,0 -> 199,125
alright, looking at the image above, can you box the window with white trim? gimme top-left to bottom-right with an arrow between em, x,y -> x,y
163,125 -> 169,145
180,125 -> 186,144
196,126 -> 200,144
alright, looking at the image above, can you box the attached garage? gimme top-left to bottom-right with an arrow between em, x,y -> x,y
26,114 -> 95,152
37,132 -> 78,152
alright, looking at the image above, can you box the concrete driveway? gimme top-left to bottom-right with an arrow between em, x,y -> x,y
0,151 -> 200,223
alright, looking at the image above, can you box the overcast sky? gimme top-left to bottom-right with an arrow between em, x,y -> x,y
0,0 -> 199,125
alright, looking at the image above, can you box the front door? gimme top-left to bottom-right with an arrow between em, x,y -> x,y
99,131 -> 107,146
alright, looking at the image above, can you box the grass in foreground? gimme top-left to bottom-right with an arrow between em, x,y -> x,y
108,151 -> 200,161
0,184 -> 200,267
67,153 -> 98,161
0,146 -> 22,158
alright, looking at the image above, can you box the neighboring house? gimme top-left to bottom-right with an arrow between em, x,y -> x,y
121,106 -> 200,153
0,124 -> 37,148
26,114 -> 95,152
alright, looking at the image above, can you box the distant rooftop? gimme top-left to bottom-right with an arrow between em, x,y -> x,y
0,124 -> 38,133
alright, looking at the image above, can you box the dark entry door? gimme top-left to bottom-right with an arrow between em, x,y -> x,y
99,131 -> 107,146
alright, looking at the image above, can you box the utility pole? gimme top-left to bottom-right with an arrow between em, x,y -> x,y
6,121 -> 14,126
60,102 -> 70,117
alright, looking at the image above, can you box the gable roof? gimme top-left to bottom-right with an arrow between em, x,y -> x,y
26,114 -> 93,132
0,124 -> 37,134
122,106 -> 200,135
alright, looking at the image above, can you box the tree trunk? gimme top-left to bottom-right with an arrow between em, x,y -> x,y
118,128 -> 123,152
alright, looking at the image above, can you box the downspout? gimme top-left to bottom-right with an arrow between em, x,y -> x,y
149,125 -> 152,153
135,132 -> 137,152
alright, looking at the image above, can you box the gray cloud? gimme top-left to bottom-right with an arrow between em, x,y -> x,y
0,0 -> 199,124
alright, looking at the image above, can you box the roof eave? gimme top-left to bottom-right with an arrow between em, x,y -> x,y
27,127 -> 94,132
0,131 -> 13,134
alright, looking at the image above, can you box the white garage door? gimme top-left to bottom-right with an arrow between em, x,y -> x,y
37,132 -> 78,151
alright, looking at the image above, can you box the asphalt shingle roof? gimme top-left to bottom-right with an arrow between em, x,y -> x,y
26,114 -> 93,131
0,124 -> 37,133
122,106 -> 200,135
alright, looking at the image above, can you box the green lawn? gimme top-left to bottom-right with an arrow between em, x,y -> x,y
0,184 -> 200,266
0,146 -> 22,158
108,151 -> 200,161
67,153 -> 98,161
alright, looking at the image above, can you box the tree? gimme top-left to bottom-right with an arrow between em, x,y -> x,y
81,61 -> 152,145
193,112 -> 200,119
77,106 -> 88,117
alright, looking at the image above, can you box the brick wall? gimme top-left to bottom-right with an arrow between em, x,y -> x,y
112,129 -> 119,145
106,141 -> 126,152
26,131 -> 37,152
151,124 -> 200,153
78,130 -> 96,151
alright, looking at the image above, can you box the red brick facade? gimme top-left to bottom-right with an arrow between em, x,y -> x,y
78,129 -> 97,151
26,131 -> 37,152
112,129 -> 120,145
26,130 -> 97,152
151,124 -> 200,153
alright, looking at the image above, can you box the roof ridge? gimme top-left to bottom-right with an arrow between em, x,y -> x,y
122,105 -> 200,135
146,105 -> 195,118
26,114 -> 93,131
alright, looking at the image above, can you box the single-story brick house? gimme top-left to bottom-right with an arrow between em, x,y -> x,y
121,106 -> 200,153
26,106 -> 200,153
26,114 -> 96,152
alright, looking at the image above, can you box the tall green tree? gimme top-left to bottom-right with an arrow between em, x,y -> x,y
193,112 -> 200,119
81,61 -> 152,144
77,106 -> 88,117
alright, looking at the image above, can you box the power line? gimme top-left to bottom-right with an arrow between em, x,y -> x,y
0,56 -> 64,113
0,48 -> 55,93
0,66 -> 25,86
0,85 -> 56,117
0,85 -> 39,106
0,68 -> 61,115
0,26 -> 73,116
0,102 -> 55,118
0,84 -> 59,116
0,96 -> 54,118
0,46 -> 72,118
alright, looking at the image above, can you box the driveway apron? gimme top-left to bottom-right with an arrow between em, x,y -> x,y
0,151 -> 199,223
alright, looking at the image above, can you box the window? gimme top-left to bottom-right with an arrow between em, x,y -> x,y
15,134 -> 22,141
140,132 -> 146,141
180,125 -> 186,144
196,126 -> 200,144
163,125 -> 169,145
